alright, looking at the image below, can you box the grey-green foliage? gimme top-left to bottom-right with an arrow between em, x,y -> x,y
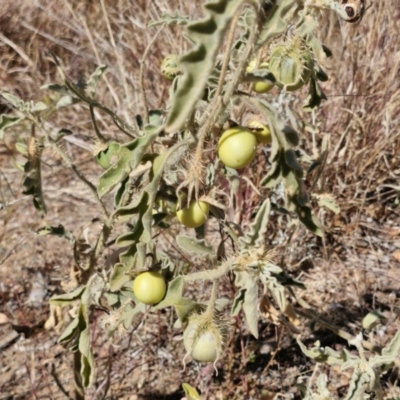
153,276 -> 200,325
176,235 -> 215,257
41,64 -> 107,109
149,11 -> 191,27
165,0 -> 245,133
229,199 -> 290,338
298,331 -> 400,400
232,270 -> 259,337
22,147 -> 47,214
298,373 -> 332,400
0,114 -> 23,140
250,99 -> 323,236
239,199 -> 271,248
108,139 -> 191,292
258,0 -> 296,45
51,275 -> 105,388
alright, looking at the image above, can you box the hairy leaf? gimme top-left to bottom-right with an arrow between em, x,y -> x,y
86,65 -> 107,98
165,0 -> 244,132
258,0 -> 294,46
239,199 -> 271,248
0,115 -> 23,140
149,11 -> 191,27
176,235 -> 214,257
232,271 -> 259,338
37,224 -> 74,242
50,286 -> 86,307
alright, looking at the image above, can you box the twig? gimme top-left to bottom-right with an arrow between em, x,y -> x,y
51,363 -> 73,400
262,325 -> 284,376
89,105 -> 107,143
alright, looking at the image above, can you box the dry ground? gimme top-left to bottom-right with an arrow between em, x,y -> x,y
0,0 -> 400,399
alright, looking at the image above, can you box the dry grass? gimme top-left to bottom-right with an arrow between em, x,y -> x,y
0,0 -> 400,399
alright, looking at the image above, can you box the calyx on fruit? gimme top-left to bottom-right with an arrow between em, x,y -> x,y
160,54 -> 182,81
268,39 -> 313,91
183,312 -> 227,365
94,141 -> 120,170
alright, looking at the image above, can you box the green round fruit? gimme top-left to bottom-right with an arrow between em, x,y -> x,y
184,322 -> 218,363
253,81 -> 275,93
268,45 -> 312,91
177,200 -> 210,228
132,271 -> 167,305
218,127 -> 258,169
247,120 -> 272,145
246,59 -> 274,93
96,143 -> 120,169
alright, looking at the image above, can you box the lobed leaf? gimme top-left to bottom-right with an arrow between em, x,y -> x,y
0,115 -> 23,140
149,11 -> 191,27
232,271 -> 259,338
176,235 -> 215,257
165,0 -> 244,133
239,199 -> 271,248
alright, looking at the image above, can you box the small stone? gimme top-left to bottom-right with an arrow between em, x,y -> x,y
0,313 -> 9,324
392,250 -> 400,262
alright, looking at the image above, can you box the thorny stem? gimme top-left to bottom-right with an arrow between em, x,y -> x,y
139,25 -> 164,124
206,278 -> 220,315
187,4 -> 260,200
183,258 -> 232,283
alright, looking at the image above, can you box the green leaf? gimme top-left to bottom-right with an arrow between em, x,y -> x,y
79,318 -> 95,388
40,83 -> 72,95
176,235 -> 214,257
109,262 -> 131,292
258,0 -> 294,46
239,199 -> 271,248
97,129 -> 161,198
303,76 -> 327,110
58,316 -> 80,344
50,286 -> 86,307
284,149 -> 303,178
149,11 -> 191,27
56,95 -> 81,109
165,0 -> 244,132
182,383 -> 202,400
153,276 -> 198,322
0,115 -> 23,140
314,193 -> 340,215
1,92 -> 26,111
370,330 -> 400,369
29,102 -> 47,113
232,271 -> 259,338
86,65 -> 107,98
282,125 -> 299,146
37,224 -> 74,241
